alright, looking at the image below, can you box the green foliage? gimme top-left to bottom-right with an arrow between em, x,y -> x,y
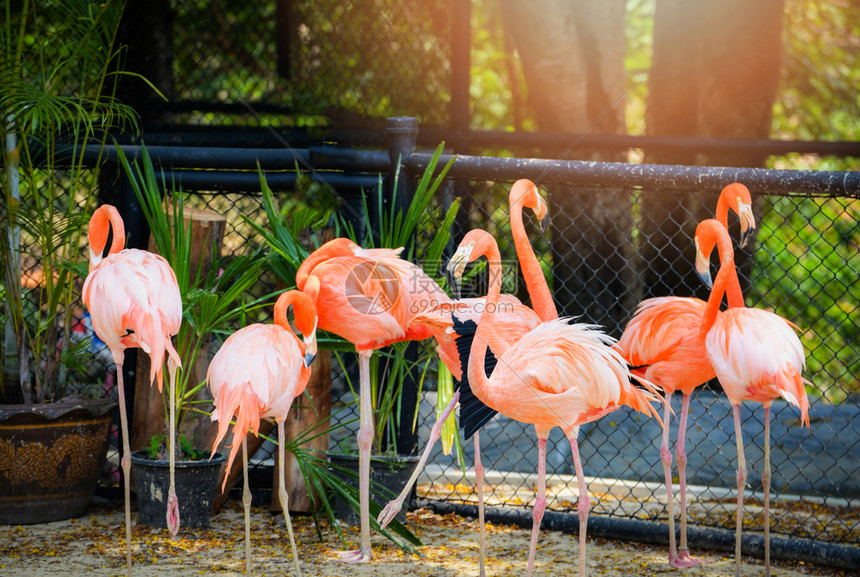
0,0 -> 143,403
752,196 -> 860,403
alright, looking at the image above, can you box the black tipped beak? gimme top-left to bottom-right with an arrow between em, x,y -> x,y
304,352 -> 316,367
539,213 -> 550,235
447,269 -> 462,300
738,225 -> 756,249
696,269 -> 713,291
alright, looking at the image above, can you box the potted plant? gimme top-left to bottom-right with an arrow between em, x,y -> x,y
0,0 -> 153,524
116,144 -> 273,529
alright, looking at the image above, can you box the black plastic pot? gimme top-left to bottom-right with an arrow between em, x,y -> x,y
328,452 -> 420,526
0,395 -> 115,524
131,450 -> 226,529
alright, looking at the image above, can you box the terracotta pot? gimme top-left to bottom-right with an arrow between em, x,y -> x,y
0,395 -> 116,524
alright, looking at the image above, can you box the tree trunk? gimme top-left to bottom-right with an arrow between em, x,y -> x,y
641,0 -> 784,300
499,0 -> 634,334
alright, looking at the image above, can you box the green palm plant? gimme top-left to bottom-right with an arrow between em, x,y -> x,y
0,0 -> 159,403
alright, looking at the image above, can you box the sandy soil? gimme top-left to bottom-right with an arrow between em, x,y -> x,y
0,498 -> 852,577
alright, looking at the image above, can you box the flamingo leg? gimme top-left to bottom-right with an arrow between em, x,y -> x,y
763,405 -> 771,577
659,391 -> 680,566
732,404 -> 746,577
242,436 -> 251,576
277,418 -> 303,576
527,436 -> 548,577
378,391 -> 460,528
570,428 -> 589,577
339,351 -> 374,563
474,432 -> 486,577
113,352 -> 133,577
675,392 -> 707,567
166,357 -> 180,537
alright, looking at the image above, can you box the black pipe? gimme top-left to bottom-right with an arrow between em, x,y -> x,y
416,500 -> 860,571
160,170 -> 380,192
406,152 -> 860,198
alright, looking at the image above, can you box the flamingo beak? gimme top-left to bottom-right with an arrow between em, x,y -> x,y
737,201 -> 756,248
446,244 -> 473,300
302,321 -> 318,367
694,237 -> 713,290
539,212 -> 550,234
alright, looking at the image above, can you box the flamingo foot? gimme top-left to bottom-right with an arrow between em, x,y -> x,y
672,548 -> 710,568
337,547 -> 372,563
166,489 -> 180,537
377,498 -> 404,529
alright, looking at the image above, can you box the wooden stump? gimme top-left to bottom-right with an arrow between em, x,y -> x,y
271,350 -> 332,514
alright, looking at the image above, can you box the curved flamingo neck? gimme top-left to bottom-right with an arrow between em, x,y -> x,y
715,191 -> 731,230
273,291 -> 313,346
468,239 -> 502,401
88,205 -> 125,270
296,240 -> 350,290
701,226 -> 745,341
510,190 -> 557,321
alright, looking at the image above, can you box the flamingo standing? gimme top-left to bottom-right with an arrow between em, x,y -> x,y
448,229 -> 665,577
615,182 -> 755,567
207,290 -> 317,576
378,179 -> 554,575
82,204 -> 183,575
296,238 -> 448,562
694,219 -> 809,577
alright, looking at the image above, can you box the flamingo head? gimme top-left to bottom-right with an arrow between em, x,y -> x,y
718,183 -> 756,248
512,179 -> 550,233
446,229 -> 497,299
87,204 -> 125,270
694,219 -> 730,290
274,290 -> 318,366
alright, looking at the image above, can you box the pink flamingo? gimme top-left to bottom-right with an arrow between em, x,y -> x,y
82,204 -> 183,575
448,229 -> 665,577
296,238 -> 448,562
615,182 -> 755,567
378,179 -> 554,575
694,219 -> 809,577
207,290 -> 317,576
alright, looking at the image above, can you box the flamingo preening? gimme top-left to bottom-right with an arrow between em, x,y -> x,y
615,182 -> 755,567
295,238 -> 448,562
82,204 -> 183,576
207,289 -> 317,576
448,228 -> 665,577
377,179 -> 553,576
694,219 -> 809,577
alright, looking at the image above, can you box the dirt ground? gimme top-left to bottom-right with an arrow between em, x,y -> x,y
0,498 -> 853,577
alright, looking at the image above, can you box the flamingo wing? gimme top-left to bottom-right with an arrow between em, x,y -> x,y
706,308 -> 808,424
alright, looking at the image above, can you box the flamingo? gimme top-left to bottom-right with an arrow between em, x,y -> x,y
448,229 -> 665,577
694,219 -> 809,577
82,204 -> 183,575
207,290 -> 317,576
615,182 -> 755,567
296,237 -> 448,562
377,179 -> 554,575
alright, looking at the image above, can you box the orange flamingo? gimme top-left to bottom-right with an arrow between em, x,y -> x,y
378,179 -> 554,575
296,237 -> 448,562
207,290 -> 317,576
615,182 -> 754,567
694,219 -> 809,577
82,204 -> 183,575
448,229 -> 664,577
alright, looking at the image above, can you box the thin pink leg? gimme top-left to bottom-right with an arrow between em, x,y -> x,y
241,436 -> 252,575
527,436 -> 548,577
339,351 -> 373,563
763,405 -> 771,577
166,357 -> 180,537
732,404 -> 747,577
659,392 -> 680,566
113,351 -> 133,577
570,429 -> 589,577
474,432 -> 486,577
277,419 -> 302,575
676,392 -> 708,567
377,391 -> 460,528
